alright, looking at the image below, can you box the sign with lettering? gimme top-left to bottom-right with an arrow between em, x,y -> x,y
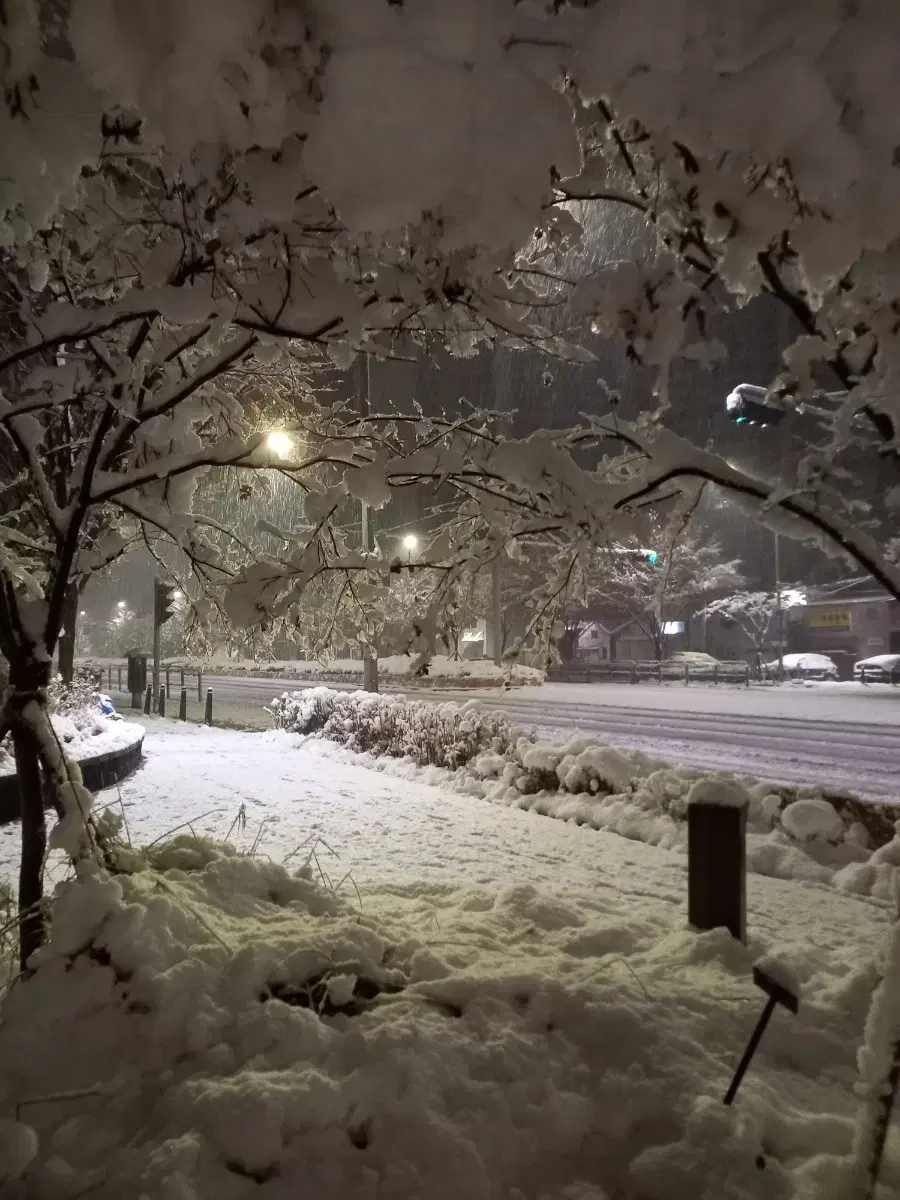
808,610 -> 851,629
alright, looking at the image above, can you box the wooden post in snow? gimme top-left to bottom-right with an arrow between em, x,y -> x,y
687,779 -> 748,943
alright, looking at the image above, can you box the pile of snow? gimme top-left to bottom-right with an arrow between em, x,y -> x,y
0,710 -> 142,778
272,689 -> 900,900
0,838 -> 885,1198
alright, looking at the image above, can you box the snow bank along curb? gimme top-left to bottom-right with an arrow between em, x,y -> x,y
0,838 -> 884,1197
0,723 -> 144,824
270,688 -> 900,902
81,654 -> 544,688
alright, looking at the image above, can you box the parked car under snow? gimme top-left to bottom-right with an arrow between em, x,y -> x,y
764,652 -> 839,681
854,654 -> 900,683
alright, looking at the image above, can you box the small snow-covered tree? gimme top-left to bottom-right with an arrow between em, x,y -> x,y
584,502 -> 746,660
701,588 -> 806,671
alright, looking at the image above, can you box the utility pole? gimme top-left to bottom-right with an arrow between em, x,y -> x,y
773,531 -> 784,681
358,354 -> 378,693
489,557 -> 502,666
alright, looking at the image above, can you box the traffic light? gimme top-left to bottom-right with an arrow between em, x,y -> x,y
725,384 -> 786,428
154,580 -> 180,628
614,547 -> 658,564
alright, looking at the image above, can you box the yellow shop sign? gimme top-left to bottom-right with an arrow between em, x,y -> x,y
808,609 -> 851,629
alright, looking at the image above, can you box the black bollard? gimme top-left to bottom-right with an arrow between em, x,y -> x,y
179,687 -> 187,721
144,685 -> 152,714
205,687 -> 213,726
688,782 -> 748,943
158,686 -> 166,718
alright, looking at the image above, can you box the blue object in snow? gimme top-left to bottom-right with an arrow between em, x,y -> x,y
98,694 -> 116,716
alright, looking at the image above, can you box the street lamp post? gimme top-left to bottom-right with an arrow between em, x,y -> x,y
402,533 -> 419,564
358,354 -> 378,693
773,530 -> 784,681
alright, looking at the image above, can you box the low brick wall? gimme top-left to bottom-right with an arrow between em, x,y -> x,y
0,734 -> 144,824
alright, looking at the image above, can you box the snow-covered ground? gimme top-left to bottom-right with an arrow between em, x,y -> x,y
0,719 -> 896,1197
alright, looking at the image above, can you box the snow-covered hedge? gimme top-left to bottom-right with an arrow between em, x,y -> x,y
270,688 -> 517,771
0,672 -> 130,778
273,689 -> 900,899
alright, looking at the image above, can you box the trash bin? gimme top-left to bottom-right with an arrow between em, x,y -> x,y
126,651 -> 148,709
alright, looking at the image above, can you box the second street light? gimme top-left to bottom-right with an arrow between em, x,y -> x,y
402,533 -> 419,564
265,430 -> 294,459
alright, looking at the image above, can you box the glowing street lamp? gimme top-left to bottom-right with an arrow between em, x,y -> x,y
116,600 -> 126,608
402,533 -> 419,563
265,430 -> 294,459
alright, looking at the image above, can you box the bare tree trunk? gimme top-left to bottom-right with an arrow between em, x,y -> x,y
56,583 -> 80,684
7,656 -> 52,970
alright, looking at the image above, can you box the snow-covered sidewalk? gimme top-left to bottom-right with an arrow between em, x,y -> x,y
0,721 -> 895,1197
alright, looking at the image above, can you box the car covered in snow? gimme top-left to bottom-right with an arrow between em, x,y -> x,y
661,651 -> 724,678
854,653 -> 900,683
764,652 -> 838,681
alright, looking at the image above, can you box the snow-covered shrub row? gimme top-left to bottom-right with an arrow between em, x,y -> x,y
276,690 -> 900,900
270,688 -> 518,771
0,837 -> 875,1197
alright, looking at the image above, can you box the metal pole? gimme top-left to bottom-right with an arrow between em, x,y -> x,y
491,557 -> 502,667
359,353 -> 378,693
774,531 -> 784,681
152,583 -> 161,706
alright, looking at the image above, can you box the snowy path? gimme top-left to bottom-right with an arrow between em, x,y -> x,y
2,721 -> 888,956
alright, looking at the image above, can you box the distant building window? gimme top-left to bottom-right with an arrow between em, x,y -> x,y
662,621 -> 685,635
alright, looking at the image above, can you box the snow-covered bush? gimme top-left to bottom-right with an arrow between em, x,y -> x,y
270,688 -> 518,771
47,669 -> 101,718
